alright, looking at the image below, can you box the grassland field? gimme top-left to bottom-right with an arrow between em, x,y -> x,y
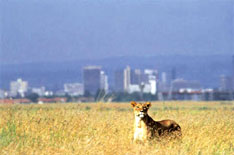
0,101 -> 233,155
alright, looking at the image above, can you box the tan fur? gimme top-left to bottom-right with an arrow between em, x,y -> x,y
131,101 -> 182,143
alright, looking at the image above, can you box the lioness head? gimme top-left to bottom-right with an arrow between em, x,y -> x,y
131,101 -> 151,118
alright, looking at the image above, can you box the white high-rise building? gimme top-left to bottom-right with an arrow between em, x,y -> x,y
144,69 -> 157,95
148,75 -> 157,95
125,68 -> 158,95
100,71 -> 109,93
124,66 -> 131,92
10,78 -> 28,97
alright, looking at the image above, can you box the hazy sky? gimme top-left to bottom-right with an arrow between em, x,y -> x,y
0,0 -> 233,64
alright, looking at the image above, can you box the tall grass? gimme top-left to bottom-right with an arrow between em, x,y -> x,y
0,101 -> 233,154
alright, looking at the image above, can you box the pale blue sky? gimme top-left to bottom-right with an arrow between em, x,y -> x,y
1,0 -> 233,64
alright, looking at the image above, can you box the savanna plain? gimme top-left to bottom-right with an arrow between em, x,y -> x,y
0,101 -> 233,155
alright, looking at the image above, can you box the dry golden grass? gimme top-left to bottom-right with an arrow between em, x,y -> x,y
0,101 -> 233,155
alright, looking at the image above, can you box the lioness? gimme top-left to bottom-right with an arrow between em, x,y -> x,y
131,101 -> 181,143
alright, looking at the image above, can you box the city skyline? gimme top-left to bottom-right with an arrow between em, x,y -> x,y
0,63 -> 232,101
0,54 -> 232,90
0,61 -> 232,98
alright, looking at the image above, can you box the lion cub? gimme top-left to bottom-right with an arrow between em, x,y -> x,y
131,101 -> 181,143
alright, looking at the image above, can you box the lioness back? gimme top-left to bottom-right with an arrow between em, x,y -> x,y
158,120 -> 181,129
131,101 -> 182,143
157,120 -> 181,136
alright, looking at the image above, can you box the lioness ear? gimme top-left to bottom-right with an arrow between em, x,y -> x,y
145,102 -> 151,108
130,101 -> 137,107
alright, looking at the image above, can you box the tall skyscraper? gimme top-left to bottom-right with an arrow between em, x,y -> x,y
83,66 -> 101,95
114,70 -> 124,92
123,66 -> 131,92
10,78 -> 28,97
144,69 -> 158,95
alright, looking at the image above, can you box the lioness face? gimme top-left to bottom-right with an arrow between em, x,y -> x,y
131,101 -> 151,118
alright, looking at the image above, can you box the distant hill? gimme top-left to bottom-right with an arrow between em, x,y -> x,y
0,55 -> 232,90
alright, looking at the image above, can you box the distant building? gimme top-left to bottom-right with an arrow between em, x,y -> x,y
171,79 -> 201,92
171,91 -> 202,101
127,83 -> 152,94
55,90 -> 66,96
114,70 -> 124,92
128,84 -> 140,93
123,67 -> 158,95
114,66 -> 158,95
143,69 -> 158,95
158,72 -> 169,92
83,66 -> 101,95
100,71 -> 109,93
123,66 -> 131,92
202,89 -> 214,101
32,86 -> 46,96
128,83 -> 155,94
148,76 -> 157,95
64,83 -> 84,96
141,83 -> 152,94
44,91 -> 54,97
161,72 -> 167,84
140,73 -> 149,84
10,78 -> 28,97
219,75 -> 233,91
131,69 -> 141,85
